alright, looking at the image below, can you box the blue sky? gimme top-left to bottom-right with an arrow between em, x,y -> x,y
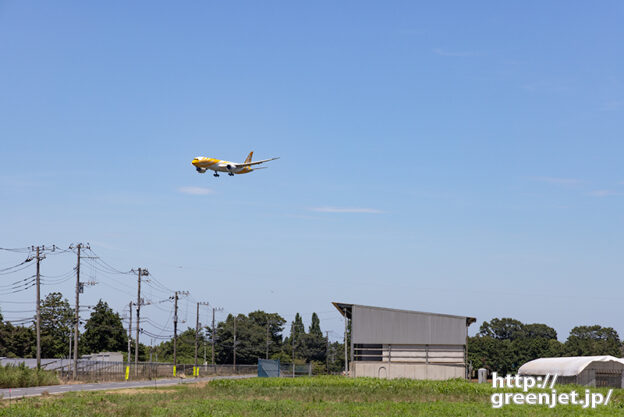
1,1 -> 623,342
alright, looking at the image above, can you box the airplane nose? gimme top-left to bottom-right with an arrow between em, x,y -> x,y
191,159 -> 199,166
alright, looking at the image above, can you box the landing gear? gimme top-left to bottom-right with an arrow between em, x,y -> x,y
213,171 -> 219,177
228,172 -> 234,176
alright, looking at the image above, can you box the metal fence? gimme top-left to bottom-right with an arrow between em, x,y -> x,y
279,363 -> 313,377
1,357 -> 314,382
50,361 -> 257,382
257,360 -> 313,378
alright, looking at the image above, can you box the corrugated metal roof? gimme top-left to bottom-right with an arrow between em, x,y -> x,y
518,356 -> 624,377
332,302 -> 476,324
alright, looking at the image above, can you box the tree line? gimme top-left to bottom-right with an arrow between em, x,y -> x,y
0,292 -> 346,373
468,318 -> 623,375
6,294 -> 620,376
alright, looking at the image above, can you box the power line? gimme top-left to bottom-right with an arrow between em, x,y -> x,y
0,257 -> 33,273
0,247 -> 32,253
0,261 -> 34,276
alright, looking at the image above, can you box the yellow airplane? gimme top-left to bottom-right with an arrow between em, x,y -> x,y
191,152 -> 279,177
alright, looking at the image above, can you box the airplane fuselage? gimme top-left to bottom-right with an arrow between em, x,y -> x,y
192,157 -> 252,175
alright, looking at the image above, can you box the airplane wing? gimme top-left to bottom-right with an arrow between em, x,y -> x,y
236,157 -> 280,167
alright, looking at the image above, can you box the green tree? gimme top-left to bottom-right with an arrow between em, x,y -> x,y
468,336 -> 515,375
1,322 -> 36,358
327,340 -> 346,374
81,300 -> 127,354
565,325 -> 621,356
283,313 -> 308,361
40,292 -> 74,358
524,323 -> 557,340
292,313 -> 305,339
154,328 -> 207,364
309,313 -> 322,338
479,318 -> 525,341
301,313 -> 326,363
248,310 -> 286,358
214,312 -> 286,365
471,318 -> 561,374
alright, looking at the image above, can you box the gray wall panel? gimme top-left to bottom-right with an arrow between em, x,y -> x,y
352,305 -> 467,345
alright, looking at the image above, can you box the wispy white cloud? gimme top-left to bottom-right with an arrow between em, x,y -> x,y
432,48 -> 476,57
589,190 -> 620,197
530,177 -> 584,186
310,207 -> 383,214
178,186 -> 214,196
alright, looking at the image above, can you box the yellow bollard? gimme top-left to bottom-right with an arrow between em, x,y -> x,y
173,365 -> 176,377
125,366 -> 130,381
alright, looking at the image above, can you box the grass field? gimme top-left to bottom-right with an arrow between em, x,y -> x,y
0,364 -> 58,389
2,376 -> 624,416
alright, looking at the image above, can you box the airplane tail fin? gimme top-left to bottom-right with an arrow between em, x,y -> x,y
244,151 -> 253,163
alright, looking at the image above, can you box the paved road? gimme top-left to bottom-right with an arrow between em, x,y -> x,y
0,374 -> 255,400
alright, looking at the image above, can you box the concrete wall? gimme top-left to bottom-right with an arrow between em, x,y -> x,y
352,362 -> 465,380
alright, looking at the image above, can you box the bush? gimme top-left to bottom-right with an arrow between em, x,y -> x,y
0,363 -> 59,388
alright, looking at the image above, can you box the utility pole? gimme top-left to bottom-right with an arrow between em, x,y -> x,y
34,246 -> 44,369
195,302 -> 199,372
171,291 -> 188,369
194,302 -> 209,374
135,268 -> 149,373
71,243 -> 87,379
211,307 -> 222,368
344,314 -> 348,375
265,321 -> 270,360
233,316 -> 237,370
127,301 -> 133,365
173,291 -> 178,369
326,331 -> 329,374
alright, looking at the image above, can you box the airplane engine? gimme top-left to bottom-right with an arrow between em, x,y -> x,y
226,164 -> 233,171
196,167 -> 207,173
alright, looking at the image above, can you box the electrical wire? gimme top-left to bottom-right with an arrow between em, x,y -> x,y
0,309 -> 35,314
0,261 -> 34,276
84,248 -> 133,275
41,274 -> 75,285
0,247 -> 32,253
141,329 -> 172,339
0,275 -> 36,289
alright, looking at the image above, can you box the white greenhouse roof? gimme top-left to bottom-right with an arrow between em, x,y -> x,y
518,356 -> 624,377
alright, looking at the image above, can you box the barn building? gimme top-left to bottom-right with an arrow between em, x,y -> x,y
518,356 -> 624,388
332,302 -> 475,380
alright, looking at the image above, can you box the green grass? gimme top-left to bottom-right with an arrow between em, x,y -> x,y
0,363 -> 59,388
2,376 -> 624,416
